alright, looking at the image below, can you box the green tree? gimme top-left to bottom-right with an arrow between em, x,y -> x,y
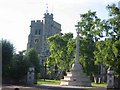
94,4 -> 120,78
106,4 -> 120,40
79,37 -> 98,76
1,39 -> 14,81
10,50 -> 28,83
25,48 -> 40,80
47,33 -> 75,78
77,11 -> 106,80
94,40 -> 120,76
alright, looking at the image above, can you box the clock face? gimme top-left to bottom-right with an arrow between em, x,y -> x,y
34,38 -> 39,43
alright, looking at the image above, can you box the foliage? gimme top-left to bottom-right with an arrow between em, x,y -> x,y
1,39 -> 14,81
9,50 -> 28,82
25,48 -> 40,79
47,33 -> 75,75
94,4 -> 120,77
78,10 -> 107,39
106,4 -> 120,40
77,11 -> 106,76
2,41 -> 40,83
79,37 -> 98,76
9,48 -> 40,83
45,4 -> 120,82
94,40 -> 120,76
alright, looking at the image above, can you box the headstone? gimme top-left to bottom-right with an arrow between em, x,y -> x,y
27,67 -> 35,85
60,26 -> 91,86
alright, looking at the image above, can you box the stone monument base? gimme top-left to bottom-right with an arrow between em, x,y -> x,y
60,62 -> 91,86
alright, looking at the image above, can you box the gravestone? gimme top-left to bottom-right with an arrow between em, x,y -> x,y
27,67 -> 35,85
60,28 -> 91,86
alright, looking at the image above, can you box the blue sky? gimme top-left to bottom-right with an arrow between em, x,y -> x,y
0,0 -> 119,52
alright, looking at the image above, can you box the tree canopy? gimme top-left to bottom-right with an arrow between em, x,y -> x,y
76,10 -> 106,76
1,39 -> 40,84
47,3 -> 120,82
25,48 -> 40,79
94,4 -> 120,77
47,33 -> 75,75
1,39 -> 14,81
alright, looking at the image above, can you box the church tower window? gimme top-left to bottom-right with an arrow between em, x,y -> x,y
38,29 -> 40,35
35,29 -> 40,35
35,29 -> 37,35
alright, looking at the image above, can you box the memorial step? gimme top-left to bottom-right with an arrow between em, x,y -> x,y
61,79 -> 91,86
66,72 -> 72,76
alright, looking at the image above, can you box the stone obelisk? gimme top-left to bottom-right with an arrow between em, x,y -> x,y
60,23 -> 91,86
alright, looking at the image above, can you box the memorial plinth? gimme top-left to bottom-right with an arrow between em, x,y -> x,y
60,62 -> 91,86
60,29 -> 91,86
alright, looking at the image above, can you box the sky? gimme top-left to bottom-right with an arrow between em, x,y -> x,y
0,0 -> 119,52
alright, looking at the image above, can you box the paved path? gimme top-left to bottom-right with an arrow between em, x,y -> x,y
2,84 -> 107,90
35,84 -> 107,90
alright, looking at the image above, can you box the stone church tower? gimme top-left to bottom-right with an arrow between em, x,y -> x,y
27,13 -> 61,66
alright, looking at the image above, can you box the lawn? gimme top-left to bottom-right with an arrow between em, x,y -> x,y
92,82 -> 107,87
37,79 -> 107,87
37,79 -> 60,85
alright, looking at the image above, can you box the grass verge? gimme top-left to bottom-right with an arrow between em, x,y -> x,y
37,79 -> 107,87
37,79 -> 60,85
92,82 -> 107,87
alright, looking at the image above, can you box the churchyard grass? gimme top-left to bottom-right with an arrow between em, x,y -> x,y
37,79 -> 60,85
37,79 -> 107,86
92,83 -> 107,87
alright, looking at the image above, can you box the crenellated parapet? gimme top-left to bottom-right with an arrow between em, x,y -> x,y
30,20 -> 43,27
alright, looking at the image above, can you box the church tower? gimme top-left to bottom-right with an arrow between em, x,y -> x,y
27,13 -> 61,66
27,20 -> 43,55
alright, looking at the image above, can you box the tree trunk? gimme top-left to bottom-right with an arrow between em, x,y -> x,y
94,75 -> 102,83
94,76 -> 99,83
